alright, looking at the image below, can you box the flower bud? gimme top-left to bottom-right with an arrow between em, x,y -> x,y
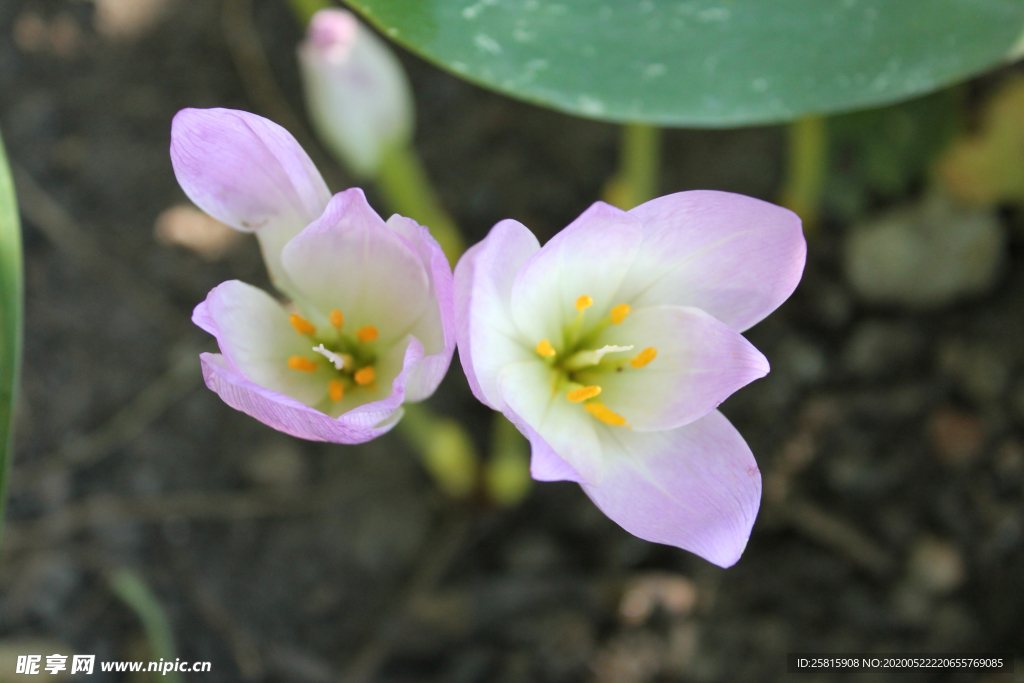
298,9 -> 414,178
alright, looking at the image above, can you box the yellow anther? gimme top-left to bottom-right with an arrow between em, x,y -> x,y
329,309 -> 344,329
567,385 -> 602,403
536,339 -> 556,357
328,379 -> 345,402
288,356 -> 317,372
584,402 -> 627,426
356,325 -> 378,343
575,295 -> 593,312
611,303 -> 631,325
289,314 -> 316,336
354,366 -> 375,385
630,347 -> 658,369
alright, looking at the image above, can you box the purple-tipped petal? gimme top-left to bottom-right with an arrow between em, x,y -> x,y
385,213 -> 456,402
511,202 -> 642,348
281,189 -> 431,346
194,280 -> 329,407
453,219 -> 539,409
170,108 -> 331,290
594,305 -> 769,431
198,333 -> 424,444
498,360 -> 604,485
582,410 -> 761,568
620,191 -> 806,333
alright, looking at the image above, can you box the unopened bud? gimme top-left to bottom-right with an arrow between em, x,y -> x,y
298,9 -> 414,178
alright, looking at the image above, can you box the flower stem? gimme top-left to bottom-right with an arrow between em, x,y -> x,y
485,414 -> 531,507
603,123 -> 661,210
0,128 -> 22,565
398,403 -> 479,499
779,115 -> 828,234
284,0 -> 332,25
377,144 -> 466,265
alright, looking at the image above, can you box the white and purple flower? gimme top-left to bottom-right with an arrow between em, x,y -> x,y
172,108 -> 454,443
454,194 -> 806,566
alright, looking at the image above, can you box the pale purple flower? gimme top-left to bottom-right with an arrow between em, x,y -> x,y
454,193 -> 806,566
173,108 -> 455,443
297,8 -> 414,178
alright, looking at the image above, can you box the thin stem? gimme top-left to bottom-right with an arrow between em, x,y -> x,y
109,569 -> 183,683
603,123 -> 662,210
398,403 -> 478,498
0,129 -> 22,566
284,0 -> 333,25
779,115 -> 828,234
377,145 -> 465,265
485,414 -> 531,506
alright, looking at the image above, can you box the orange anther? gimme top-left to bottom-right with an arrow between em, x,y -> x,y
356,325 -> 378,343
575,295 -> 593,312
566,385 -> 602,403
328,379 -> 345,402
630,347 -> 657,369
354,366 -> 375,385
536,339 -> 556,357
611,303 -> 631,324
288,356 -> 317,372
289,314 -> 316,336
584,402 -> 627,426
329,309 -> 344,329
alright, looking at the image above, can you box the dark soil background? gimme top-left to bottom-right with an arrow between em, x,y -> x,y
1,1 -> 1023,681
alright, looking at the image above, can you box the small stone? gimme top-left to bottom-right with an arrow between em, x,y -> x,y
777,336 -> 828,385
843,194 -> 1006,309
907,537 -> 965,594
618,572 -> 698,626
93,0 -> 174,39
937,339 -> 1010,405
927,406 -> 985,467
593,631 -> 664,683
841,319 -> 922,379
243,440 -> 307,489
154,205 -> 243,261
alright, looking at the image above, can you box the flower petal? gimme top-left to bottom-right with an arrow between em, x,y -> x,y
498,360 -> 604,485
454,219 -> 539,409
280,189 -> 430,346
591,305 -> 769,431
511,202 -> 643,349
199,348 -> 411,444
385,214 -> 456,402
170,108 -> 331,291
582,410 -> 761,568
620,191 -> 806,333
193,280 -> 328,407
497,403 -> 588,483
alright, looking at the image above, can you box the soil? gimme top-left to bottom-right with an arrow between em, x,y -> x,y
1,1 -> 1022,682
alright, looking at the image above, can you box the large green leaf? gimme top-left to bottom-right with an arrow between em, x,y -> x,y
0,129 -> 23,557
345,0 -> 1024,126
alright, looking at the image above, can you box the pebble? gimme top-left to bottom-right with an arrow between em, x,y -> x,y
843,194 -> 1006,308
937,339 -> 1010,405
907,537 -> 965,594
618,572 -> 698,626
926,406 -> 985,467
841,319 -> 922,379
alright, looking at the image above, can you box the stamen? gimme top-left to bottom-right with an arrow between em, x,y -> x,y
566,385 -> 601,402
329,309 -> 344,329
564,344 -> 634,370
630,347 -> 658,369
354,366 -> 375,385
584,402 -> 627,426
611,303 -> 631,324
289,314 -> 316,336
575,295 -> 593,312
536,339 -> 556,357
356,325 -> 378,343
312,344 -> 346,370
288,356 -> 317,372
328,379 -> 345,402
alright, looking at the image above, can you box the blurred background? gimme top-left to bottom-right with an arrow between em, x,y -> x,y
1,0 -> 1023,681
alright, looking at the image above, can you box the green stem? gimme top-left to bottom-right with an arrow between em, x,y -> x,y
398,403 -> 478,498
377,145 -> 465,266
485,414 -> 531,507
0,129 -> 23,566
603,123 -> 661,210
779,115 -> 828,234
284,0 -> 333,25
109,570 -> 183,683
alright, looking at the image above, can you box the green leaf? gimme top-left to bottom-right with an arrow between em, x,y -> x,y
0,129 -> 22,561
345,0 -> 1024,126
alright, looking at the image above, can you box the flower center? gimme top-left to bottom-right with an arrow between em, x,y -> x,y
534,296 -> 657,428
285,310 -> 379,401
